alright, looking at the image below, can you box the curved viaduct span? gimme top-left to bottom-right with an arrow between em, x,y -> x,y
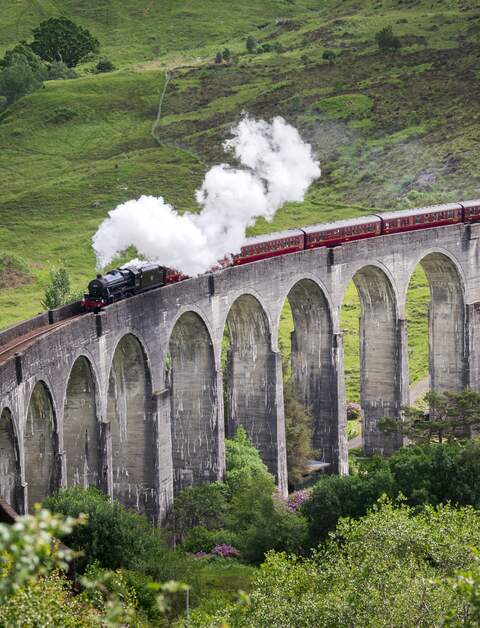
1,221 -> 480,522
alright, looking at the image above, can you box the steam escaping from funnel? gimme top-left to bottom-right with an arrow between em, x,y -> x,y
92,115 -> 321,275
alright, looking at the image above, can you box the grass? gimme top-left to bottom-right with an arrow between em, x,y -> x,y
1,0 -> 478,396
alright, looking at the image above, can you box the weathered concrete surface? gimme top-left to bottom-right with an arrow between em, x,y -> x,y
1,222 -> 479,520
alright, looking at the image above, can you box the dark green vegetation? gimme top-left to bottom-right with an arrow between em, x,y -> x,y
303,438 -> 480,546
0,0 -> 479,397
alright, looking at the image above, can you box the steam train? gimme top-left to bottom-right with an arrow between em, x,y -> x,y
82,199 -> 480,312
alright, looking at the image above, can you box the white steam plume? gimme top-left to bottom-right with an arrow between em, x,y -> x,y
92,116 -> 320,275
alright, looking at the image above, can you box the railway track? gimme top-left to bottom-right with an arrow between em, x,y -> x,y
0,316 -> 82,365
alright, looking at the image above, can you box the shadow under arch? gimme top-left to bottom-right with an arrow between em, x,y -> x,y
25,380 -> 57,510
280,278 -> 345,473
168,311 -> 219,494
344,265 -> 403,455
0,407 -> 21,511
223,293 -> 284,481
63,356 -> 100,489
408,251 -> 466,393
107,333 -> 157,518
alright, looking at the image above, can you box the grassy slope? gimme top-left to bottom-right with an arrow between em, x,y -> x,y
1,0 -> 479,397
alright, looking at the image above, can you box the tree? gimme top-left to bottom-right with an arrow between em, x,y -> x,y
375,25 -> 401,53
379,389 -> 480,444
214,51 -> 223,64
41,267 -> 73,310
322,49 -> 337,64
0,43 -> 45,73
222,48 -> 231,62
283,378 -> 316,486
245,36 -> 257,53
0,53 -> 45,104
30,17 -> 99,67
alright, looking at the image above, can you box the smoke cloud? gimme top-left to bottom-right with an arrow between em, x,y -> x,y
92,116 -> 321,275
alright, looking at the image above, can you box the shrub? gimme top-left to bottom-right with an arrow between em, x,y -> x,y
0,52 -> 45,104
95,58 -> 115,73
346,401 -> 362,421
42,487 -> 191,584
322,49 -> 337,63
171,482 -> 229,539
214,51 -> 223,64
222,48 -> 231,61
245,36 -> 257,53
375,25 -> 401,52
224,426 -> 274,495
283,378 -> 315,486
41,267 -> 77,309
47,60 -> 77,80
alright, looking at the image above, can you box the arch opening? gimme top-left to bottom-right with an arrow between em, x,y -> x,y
0,408 -> 20,510
223,294 -> 279,476
169,312 -> 218,494
407,253 -> 465,396
25,381 -> 57,509
107,334 -> 157,517
341,266 -> 402,455
63,357 -> 100,489
279,280 -> 342,479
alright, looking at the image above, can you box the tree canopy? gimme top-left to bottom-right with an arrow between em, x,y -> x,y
30,17 -> 99,67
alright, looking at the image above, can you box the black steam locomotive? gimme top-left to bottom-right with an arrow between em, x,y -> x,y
82,263 -> 177,312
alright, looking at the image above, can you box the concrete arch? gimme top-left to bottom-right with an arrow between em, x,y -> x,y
0,407 -> 20,510
25,380 -> 57,509
406,251 -> 466,393
280,278 -> 342,471
166,305 -> 218,366
342,265 -> 402,454
63,356 -> 100,489
223,293 -> 283,480
168,311 -> 219,493
107,333 -> 157,517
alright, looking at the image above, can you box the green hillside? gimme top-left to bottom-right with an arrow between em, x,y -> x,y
1,0 -> 478,397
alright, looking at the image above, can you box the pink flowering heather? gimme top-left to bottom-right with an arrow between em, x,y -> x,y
211,544 -> 241,558
346,401 -> 362,421
287,489 -> 311,512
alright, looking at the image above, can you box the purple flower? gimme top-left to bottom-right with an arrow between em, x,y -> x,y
211,544 -> 241,558
287,489 -> 311,512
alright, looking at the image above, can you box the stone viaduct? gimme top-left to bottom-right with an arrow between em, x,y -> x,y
1,221 -> 480,523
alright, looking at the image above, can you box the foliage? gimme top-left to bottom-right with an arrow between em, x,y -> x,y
245,35 -> 257,53
171,482 -> 229,540
375,25 -> 401,52
303,439 -> 480,545
283,378 -> 316,486
0,43 -> 45,73
183,526 -> 241,554
0,571 -> 98,627
214,51 -> 223,64
0,51 -> 45,104
224,426 -> 273,495
47,60 -> 78,80
222,48 -> 231,61
322,49 -> 336,63
41,267 -> 76,309
380,389 -> 480,444
0,506 -> 83,600
95,58 -> 115,73
30,18 -> 100,67
215,501 -> 480,627
302,467 -> 395,546
452,551 -> 480,625
42,487 -> 194,585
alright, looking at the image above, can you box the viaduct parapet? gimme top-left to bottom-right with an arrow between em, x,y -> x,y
1,222 -> 480,522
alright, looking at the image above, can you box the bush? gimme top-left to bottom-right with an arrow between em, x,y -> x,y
283,378 -> 315,486
171,482 -> 229,539
322,49 -> 336,63
95,58 -> 115,73
48,60 -> 77,80
302,467 -> 395,545
215,501 -> 480,626
42,487 -> 192,583
0,52 -> 45,104
245,36 -> 257,53
375,25 -> 401,52
41,267 -> 78,309
224,426 -> 274,495
222,48 -> 231,61
214,51 -> 223,64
